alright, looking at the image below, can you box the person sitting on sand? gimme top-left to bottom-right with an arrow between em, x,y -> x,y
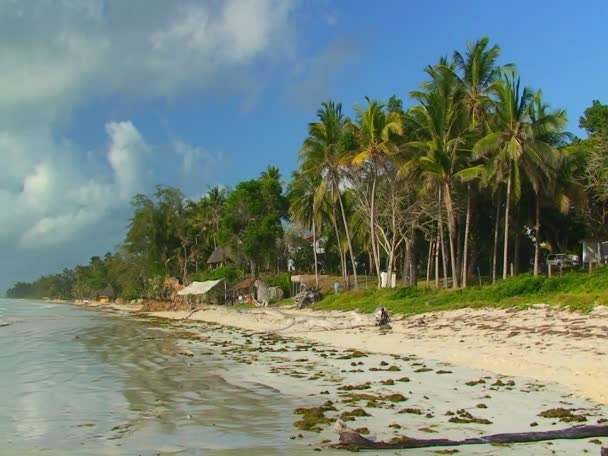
375,306 -> 389,326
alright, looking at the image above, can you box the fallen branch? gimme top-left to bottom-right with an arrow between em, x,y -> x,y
335,420 -> 608,450
183,308 -> 200,320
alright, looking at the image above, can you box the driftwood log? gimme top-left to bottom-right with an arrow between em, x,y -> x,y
335,420 -> 608,451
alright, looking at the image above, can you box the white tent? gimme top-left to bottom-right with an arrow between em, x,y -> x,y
177,279 -> 223,296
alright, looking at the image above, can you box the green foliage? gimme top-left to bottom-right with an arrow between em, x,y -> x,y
208,266 -> 242,282
579,100 -> 608,137
219,168 -> 287,274
268,272 -> 291,297
316,268 -> 608,315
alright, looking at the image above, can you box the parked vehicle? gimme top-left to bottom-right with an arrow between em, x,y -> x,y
545,253 -> 580,269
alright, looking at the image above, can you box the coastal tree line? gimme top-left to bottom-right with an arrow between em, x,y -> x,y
7,37 -> 608,300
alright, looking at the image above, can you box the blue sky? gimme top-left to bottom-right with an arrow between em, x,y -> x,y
1,0 -> 607,292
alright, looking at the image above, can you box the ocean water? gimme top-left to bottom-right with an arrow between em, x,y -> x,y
0,299 -> 332,456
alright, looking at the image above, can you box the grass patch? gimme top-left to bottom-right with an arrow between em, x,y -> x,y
313,269 -> 608,315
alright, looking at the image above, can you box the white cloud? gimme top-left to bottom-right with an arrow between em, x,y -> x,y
106,121 -> 147,200
0,0 -> 295,121
175,140 -> 224,177
0,122 -> 147,249
0,0 -> 297,253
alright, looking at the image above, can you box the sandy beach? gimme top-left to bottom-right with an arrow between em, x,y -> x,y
150,304 -> 608,405
72,300 -> 608,454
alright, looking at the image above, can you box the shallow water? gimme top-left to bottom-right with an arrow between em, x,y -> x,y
0,299 -> 330,455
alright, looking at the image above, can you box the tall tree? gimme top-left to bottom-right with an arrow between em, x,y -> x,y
299,101 -> 359,289
475,75 -> 560,280
288,170 -> 323,288
349,97 -> 404,286
409,62 -> 482,288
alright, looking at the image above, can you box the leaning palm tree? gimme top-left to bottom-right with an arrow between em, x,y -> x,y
349,97 -> 404,286
475,75 -> 560,280
299,101 -> 358,289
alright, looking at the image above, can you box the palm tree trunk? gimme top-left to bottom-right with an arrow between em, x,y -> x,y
513,232 -> 520,276
370,175 -> 381,286
331,206 -> 347,288
503,168 -> 512,281
336,180 -> 358,290
437,192 -> 448,288
462,185 -> 471,288
408,236 -> 417,287
492,194 -> 501,284
534,193 -> 540,276
426,235 -> 433,288
403,242 -> 410,287
444,183 -> 459,289
435,230 -> 440,288
312,220 -> 319,288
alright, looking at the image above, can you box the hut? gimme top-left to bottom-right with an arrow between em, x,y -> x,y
207,246 -> 229,269
177,279 -> 226,306
96,286 -> 116,304
232,278 -> 257,304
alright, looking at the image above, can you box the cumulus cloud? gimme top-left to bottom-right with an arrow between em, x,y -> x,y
0,0 -> 297,251
0,0 -> 295,122
0,0 -> 345,292
0,122 -> 146,249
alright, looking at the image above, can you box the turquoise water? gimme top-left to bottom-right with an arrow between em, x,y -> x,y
0,299 -> 328,456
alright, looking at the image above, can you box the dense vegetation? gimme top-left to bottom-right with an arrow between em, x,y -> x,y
316,268 -> 608,314
7,37 -> 608,304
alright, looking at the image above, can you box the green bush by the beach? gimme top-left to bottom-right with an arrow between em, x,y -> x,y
313,267 -> 608,315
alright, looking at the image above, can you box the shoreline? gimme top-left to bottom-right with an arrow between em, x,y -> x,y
69,300 -> 608,453
144,304 -> 608,406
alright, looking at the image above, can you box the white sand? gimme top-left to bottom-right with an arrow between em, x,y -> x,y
150,304 -> 608,405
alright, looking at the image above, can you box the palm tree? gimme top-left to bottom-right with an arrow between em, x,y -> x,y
529,92 -> 570,275
452,37 -> 509,131
288,170 -> 322,288
475,75 -> 560,280
299,101 -> 359,289
349,97 -> 404,286
452,37 -> 508,286
261,165 -> 281,182
408,62 -> 482,288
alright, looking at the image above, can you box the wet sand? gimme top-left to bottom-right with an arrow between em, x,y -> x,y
75,300 -> 608,454
151,304 -> 608,405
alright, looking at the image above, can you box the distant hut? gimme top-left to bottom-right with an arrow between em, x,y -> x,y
97,286 -> 115,304
178,279 -> 226,306
207,246 -> 229,269
232,278 -> 257,304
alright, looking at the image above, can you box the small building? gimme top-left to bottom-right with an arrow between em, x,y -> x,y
177,279 -> 226,306
207,247 -> 229,269
96,286 -> 115,304
582,239 -> 608,264
232,277 -> 257,303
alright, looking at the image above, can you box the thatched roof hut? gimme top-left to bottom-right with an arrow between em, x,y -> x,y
207,246 -> 229,268
97,286 -> 116,300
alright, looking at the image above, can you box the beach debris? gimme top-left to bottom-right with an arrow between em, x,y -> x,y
538,407 -> 588,423
375,306 -> 390,327
293,401 -> 337,432
334,420 -> 608,451
294,284 -> 321,309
